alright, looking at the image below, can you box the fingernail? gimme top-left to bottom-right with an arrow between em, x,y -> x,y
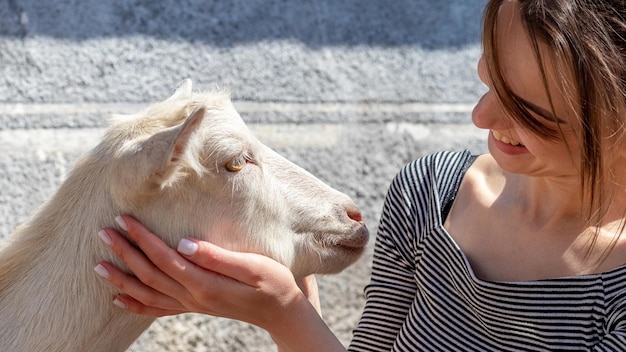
98,230 -> 112,246
115,216 -> 128,231
94,264 -> 110,279
113,298 -> 127,309
177,238 -> 198,256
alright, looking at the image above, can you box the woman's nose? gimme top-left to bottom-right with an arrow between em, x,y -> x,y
472,90 -> 514,131
474,55 -> 516,130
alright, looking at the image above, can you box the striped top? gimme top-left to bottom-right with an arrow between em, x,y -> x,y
349,150 -> 626,351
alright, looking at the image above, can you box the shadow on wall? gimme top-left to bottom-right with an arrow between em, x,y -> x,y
1,0 -> 487,48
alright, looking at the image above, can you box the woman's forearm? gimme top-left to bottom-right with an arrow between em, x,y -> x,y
270,293 -> 347,352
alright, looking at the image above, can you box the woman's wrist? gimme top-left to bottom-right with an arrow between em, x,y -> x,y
268,292 -> 346,352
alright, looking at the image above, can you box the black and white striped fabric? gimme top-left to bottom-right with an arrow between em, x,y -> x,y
349,150 -> 626,351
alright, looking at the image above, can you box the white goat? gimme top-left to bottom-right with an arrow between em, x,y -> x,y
0,79 -> 369,352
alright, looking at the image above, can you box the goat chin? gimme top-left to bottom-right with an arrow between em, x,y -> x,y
288,224 -> 369,278
0,79 -> 368,352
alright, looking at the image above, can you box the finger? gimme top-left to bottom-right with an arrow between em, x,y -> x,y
120,215 -> 278,288
95,261 -> 185,311
113,295 -> 187,318
100,226 -> 189,302
296,275 -> 321,316
296,275 -> 319,300
117,215 -> 197,278
118,215 -> 298,319
113,216 -> 246,306
177,239 -> 287,285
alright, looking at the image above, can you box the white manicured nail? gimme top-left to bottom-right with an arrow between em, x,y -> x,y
98,230 -> 112,246
94,264 -> 110,279
115,216 -> 128,231
113,298 -> 127,309
177,239 -> 198,256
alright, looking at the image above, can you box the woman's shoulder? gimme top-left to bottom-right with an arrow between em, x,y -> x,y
383,150 -> 481,222
397,150 -> 475,180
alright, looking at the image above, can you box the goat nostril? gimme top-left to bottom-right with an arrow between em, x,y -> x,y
347,207 -> 363,222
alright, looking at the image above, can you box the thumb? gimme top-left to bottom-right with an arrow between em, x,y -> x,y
175,238 -> 288,287
177,238 -> 200,257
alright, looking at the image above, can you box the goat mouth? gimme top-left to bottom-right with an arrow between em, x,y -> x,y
293,224 -> 369,276
317,224 -> 369,250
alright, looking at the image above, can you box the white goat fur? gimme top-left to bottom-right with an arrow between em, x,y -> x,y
0,80 -> 368,352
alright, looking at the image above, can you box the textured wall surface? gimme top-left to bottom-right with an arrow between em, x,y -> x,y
0,1 -> 488,350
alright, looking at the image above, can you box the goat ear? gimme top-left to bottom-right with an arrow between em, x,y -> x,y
165,79 -> 193,101
141,105 -> 206,187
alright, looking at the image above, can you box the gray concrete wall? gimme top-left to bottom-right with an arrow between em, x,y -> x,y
0,0 -> 488,351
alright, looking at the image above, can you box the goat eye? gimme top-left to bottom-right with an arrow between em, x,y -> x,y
225,156 -> 246,172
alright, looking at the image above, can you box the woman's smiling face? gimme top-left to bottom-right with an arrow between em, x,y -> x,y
472,0 -> 581,180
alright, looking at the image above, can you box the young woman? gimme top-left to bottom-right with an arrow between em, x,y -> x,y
95,0 -> 626,350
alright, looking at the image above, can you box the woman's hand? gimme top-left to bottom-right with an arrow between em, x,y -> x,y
94,215 -> 346,352
95,215 -> 308,327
